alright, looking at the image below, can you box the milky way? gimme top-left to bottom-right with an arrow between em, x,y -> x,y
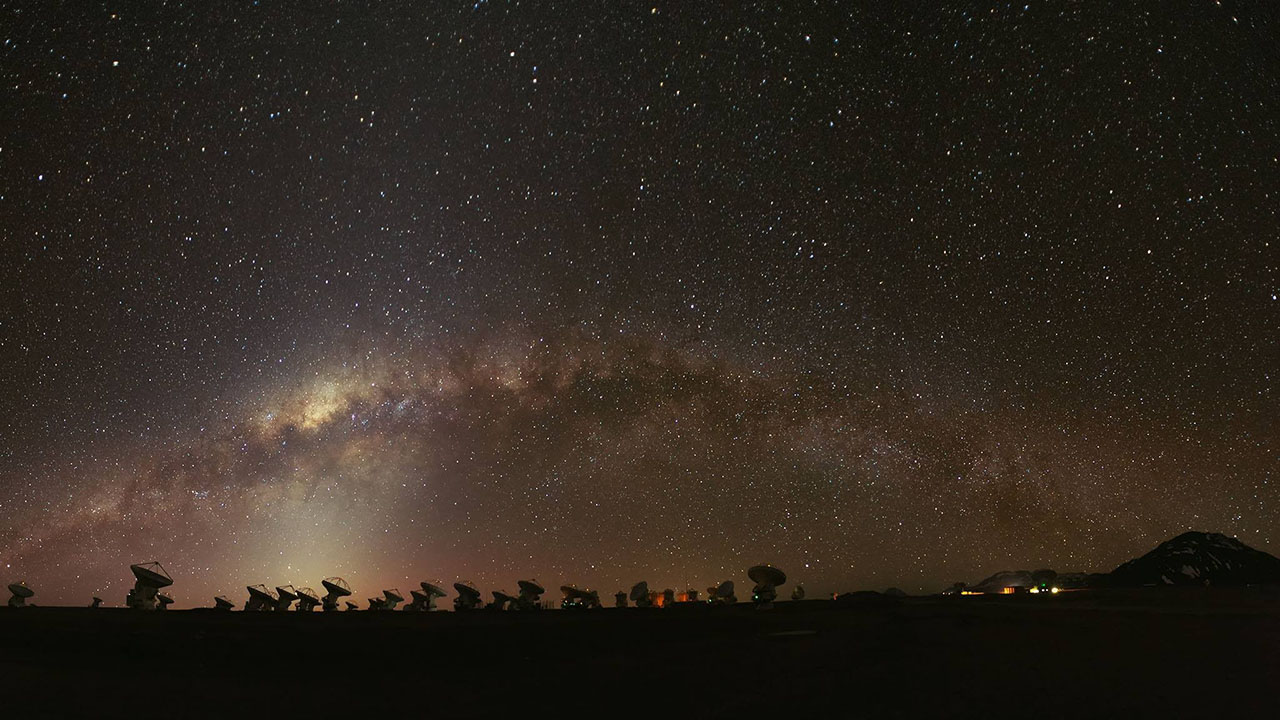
1,2 -> 1275,606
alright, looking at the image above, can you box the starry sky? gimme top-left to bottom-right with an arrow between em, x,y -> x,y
0,1 -> 1275,608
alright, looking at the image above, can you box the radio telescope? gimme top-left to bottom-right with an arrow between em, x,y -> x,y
453,582 -> 483,611
213,595 -> 235,611
661,588 -> 675,607
381,589 -> 404,611
245,584 -> 278,611
748,565 -> 787,609
614,591 -> 628,607
90,597 -> 103,608
490,590 -> 516,610
791,584 -> 806,601
367,596 -> 386,611
321,577 -> 352,612
683,588 -> 700,603
275,585 -> 299,612
157,593 -> 175,610
419,582 -> 447,611
405,589 -> 430,611
629,581 -> 653,608
709,580 -> 736,605
295,587 -> 321,612
7,582 -> 34,608
126,562 -> 174,611
559,585 -> 601,610
344,601 -> 359,611
515,580 -> 544,610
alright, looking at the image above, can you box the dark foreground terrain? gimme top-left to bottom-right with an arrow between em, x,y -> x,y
2,588 -> 1278,718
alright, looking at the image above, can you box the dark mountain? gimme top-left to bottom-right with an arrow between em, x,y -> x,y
1111,531 -> 1280,586
969,568 -> 1082,592
971,570 -> 1036,592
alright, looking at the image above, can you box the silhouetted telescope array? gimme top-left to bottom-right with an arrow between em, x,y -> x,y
7,582 -> 34,608
321,577 -> 352,611
295,587 -> 321,612
244,584 -> 278,611
126,562 -> 173,610
709,580 -> 736,604
4,563 -> 798,613
453,581 -> 483,611
749,565 -> 787,609
560,585 -> 602,609
490,590 -> 516,610
628,580 -> 650,608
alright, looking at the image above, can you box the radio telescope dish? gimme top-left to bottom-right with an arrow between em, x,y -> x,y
629,581 -> 652,608
614,591 -> 628,608
661,588 -> 676,607
791,584 -> 806,601
453,582 -> 482,611
245,584 -> 278,611
131,562 -> 174,589
559,585 -> 601,609
515,580 -> 544,610
367,597 -> 386,611
415,582 -> 446,611
156,593 -> 174,610
7,582 -> 34,608
321,577 -> 352,612
405,589 -> 430,611
490,590 -> 516,610
710,580 -> 736,604
748,565 -> 787,587
344,601 -> 359,611
295,587 -> 321,612
213,595 -> 235,611
127,561 -> 174,610
275,585 -> 299,611
381,589 -> 404,611
90,597 -> 104,608
748,565 -> 787,609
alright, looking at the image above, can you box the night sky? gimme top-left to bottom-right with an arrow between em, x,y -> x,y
1,1 -> 1275,608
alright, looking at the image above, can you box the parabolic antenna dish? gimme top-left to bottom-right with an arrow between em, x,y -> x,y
629,581 -> 650,602
561,586 -> 599,601
715,580 -> 735,598
130,562 -> 174,589
276,585 -> 299,602
492,590 -> 517,604
157,593 -> 174,605
296,587 -> 320,604
421,582 -> 447,598
517,580 -> 545,596
247,584 -> 278,603
383,588 -> 404,604
454,582 -> 481,600
410,589 -> 430,602
321,577 -> 352,597
8,582 -> 34,599
748,565 -> 787,587
214,596 -> 234,610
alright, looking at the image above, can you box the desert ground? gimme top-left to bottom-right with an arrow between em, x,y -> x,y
2,587 -> 1277,718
